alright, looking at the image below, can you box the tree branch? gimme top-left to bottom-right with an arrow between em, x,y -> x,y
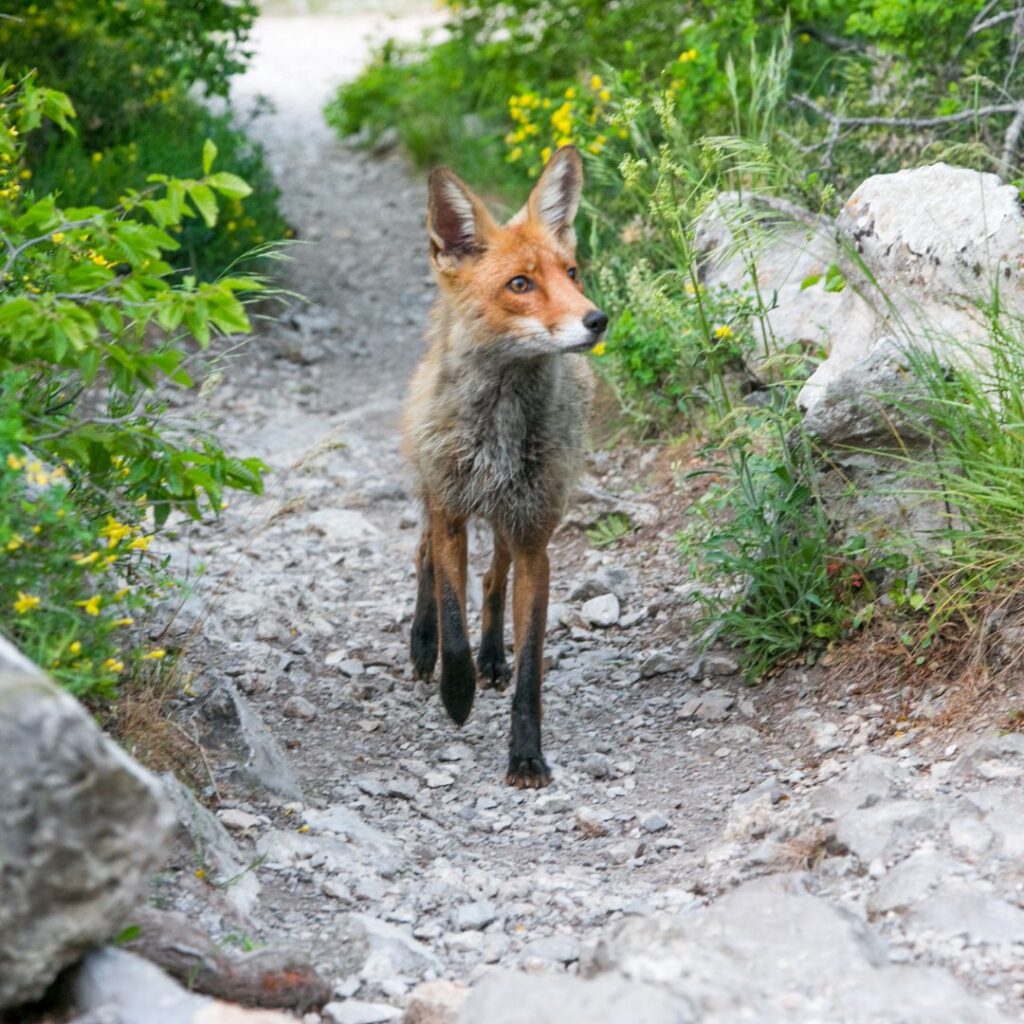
794,93 -> 1022,130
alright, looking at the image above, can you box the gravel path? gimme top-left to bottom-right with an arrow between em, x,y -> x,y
154,12 -> 1024,1023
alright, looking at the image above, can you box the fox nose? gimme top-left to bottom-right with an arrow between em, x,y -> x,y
583,309 -> 609,335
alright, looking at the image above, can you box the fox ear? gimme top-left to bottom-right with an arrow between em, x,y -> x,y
427,168 -> 494,269
521,145 -> 583,247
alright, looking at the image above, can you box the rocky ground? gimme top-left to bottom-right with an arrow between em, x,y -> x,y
130,9 -> 1024,1024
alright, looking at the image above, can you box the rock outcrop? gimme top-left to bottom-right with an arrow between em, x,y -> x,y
0,637 -> 175,1009
697,163 -> 1024,539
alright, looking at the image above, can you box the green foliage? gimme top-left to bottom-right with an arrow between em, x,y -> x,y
680,388 -> 897,680
30,98 -> 289,280
586,513 -> 634,549
1,0 -> 257,149
878,317 -> 1024,624
331,0 -> 1024,675
0,75 -> 266,698
3,0 -> 285,280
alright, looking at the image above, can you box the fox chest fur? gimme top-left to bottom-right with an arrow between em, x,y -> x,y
404,343 -> 594,546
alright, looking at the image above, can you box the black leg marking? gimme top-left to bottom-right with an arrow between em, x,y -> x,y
439,576 -> 475,725
477,587 -> 511,690
410,540 -> 438,680
507,602 -> 550,788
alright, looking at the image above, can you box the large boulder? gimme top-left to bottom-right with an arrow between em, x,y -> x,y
801,163 -> 1024,415
698,164 -> 1024,427
70,946 -> 297,1023
0,638 -> 175,1009
697,164 -> 1024,541
580,873 -> 1011,1023
454,970 -> 691,1024
696,192 -> 876,381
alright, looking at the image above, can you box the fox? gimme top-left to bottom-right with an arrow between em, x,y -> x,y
402,145 -> 608,789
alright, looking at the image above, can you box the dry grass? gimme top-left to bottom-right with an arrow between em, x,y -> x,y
101,667 -> 205,790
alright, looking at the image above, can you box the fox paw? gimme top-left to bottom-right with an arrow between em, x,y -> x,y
477,647 -> 512,691
506,753 -> 551,789
410,621 -> 438,681
440,647 -> 476,726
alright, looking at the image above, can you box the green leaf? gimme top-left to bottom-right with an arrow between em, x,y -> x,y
188,184 -> 218,228
800,272 -> 822,290
823,264 -> 846,293
113,924 -> 141,946
206,172 -> 252,200
202,138 -> 218,176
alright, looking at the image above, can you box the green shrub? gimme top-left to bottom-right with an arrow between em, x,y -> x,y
873,315 -> 1024,626
1,75 -> 266,697
329,0 -> 1024,675
680,385 -> 898,680
30,97 -> 288,280
1,0 -> 257,149
3,0 -> 284,280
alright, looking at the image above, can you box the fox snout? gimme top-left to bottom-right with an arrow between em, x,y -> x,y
553,306 -> 609,353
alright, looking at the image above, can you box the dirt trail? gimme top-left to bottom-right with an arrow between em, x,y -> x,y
156,11 -> 1024,1022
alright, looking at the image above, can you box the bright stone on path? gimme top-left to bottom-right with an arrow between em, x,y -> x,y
283,695 -> 318,720
217,808 -> 263,831
581,593 -> 620,627
641,811 -> 670,833
424,771 -> 454,788
456,900 -> 497,931
322,1000 -> 401,1024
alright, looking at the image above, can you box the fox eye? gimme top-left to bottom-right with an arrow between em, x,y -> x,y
507,275 -> 534,294
567,266 -> 578,281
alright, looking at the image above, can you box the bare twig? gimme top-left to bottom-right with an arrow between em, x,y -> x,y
1001,106 -> 1024,174
1,217 -> 104,281
970,6 -> 1024,37
794,93 -> 1021,130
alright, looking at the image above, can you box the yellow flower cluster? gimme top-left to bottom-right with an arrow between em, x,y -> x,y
86,249 -> 115,269
71,515 -> 152,569
13,591 -> 40,614
504,75 -> 619,172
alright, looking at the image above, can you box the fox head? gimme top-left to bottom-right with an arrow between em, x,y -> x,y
426,146 -> 608,355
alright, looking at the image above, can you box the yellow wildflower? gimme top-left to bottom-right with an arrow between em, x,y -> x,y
13,592 -> 40,614
51,231 -> 65,244
564,86 -> 577,99
99,515 -> 132,548
590,74 -> 602,90
599,88 -> 611,102
713,324 -> 734,340
592,341 -> 607,356
92,151 -> 103,163
194,868 -> 206,880
72,551 -> 100,565
6,534 -> 24,552
142,648 -> 167,660
31,525 -> 41,535
77,595 -> 102,616
114,586 -> 130,600
508,146 -> 523,162
128,534 -> 152,551
113,617 -> 134,627
102,658 -> 124,673
69,641 -> 82,655
6,453 -> 24,470
540,146 -> 552,164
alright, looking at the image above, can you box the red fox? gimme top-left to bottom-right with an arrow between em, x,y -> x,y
402,145 -> 608,789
